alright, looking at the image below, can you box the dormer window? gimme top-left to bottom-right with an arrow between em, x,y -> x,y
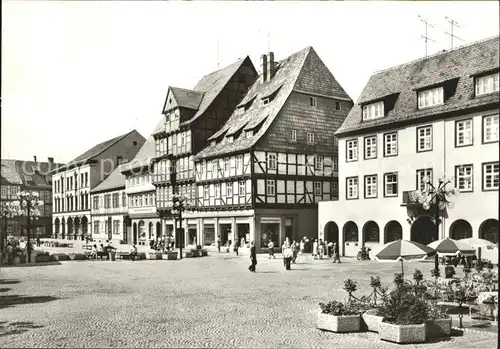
362,101 -> 384,121
246,130 -> 253,138
418,87 -> 444,109
237,107 -> 245,115
211,140 -> 216,146
263,98 -> 270,105
476,72 -> 499,96
227,136 -> 234,143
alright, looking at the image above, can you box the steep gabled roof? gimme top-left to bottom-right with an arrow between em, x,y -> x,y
121,136 -> 155,173
195,46 -> 350,160
1,159 -> 64,186
1,160 -> 23,185
91,164 -> 126,193
184,57 -> 251,125
54,130 -> 140,172
336,36 -> 500,137
170,87 -> 204,110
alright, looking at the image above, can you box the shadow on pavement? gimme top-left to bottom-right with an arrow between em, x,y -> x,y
0,294 -> 61,310
0,321 -> 44,337
1,261 -> 62,268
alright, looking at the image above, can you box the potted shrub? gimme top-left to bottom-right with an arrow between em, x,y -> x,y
163,251 -> 178,260
378,281 -> 428,344
35,251 -> 52,263
317,301 -> 361,333
200,249 -> 208,257
426,300 -> 451,339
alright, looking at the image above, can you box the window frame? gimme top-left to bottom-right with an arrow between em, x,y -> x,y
310,96 -> 317,108
383,172 -> 398,197
364,174 -> 378,199
203,185 -> 209,199
455,118 -> 474,148
346,176 -> 359,200
482,162 -> 499,191
416,125 -> 433,153
345,139 -> 358,162
314,156 -> 324,171
418,86 -> 444,109
416,168 -> 433,192
313,182 -> 322,196
364,135 -> 377,160
475,72 -> 500,96
455,164 -> 474,193
362,101 -> 384,121
238,181 -> 245,197
266,179 -> 275,196
482,114 -> 499,144
335,101 -> 341,111
226,183 -> 233,197
290,130 -> 297,143
383,132 -> 398,157
307,132 -> 315,145
267,153 -> 277,170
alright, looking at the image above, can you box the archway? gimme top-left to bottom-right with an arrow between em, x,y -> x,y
139,221 -> 145,242
61,218 -> 66,239
81,216 -> 88,241
449,219 -> 472,240
149,222 -> 153,240
384,221 -> 403,243
67,217 -> 73,240
133,223 -> 138,245
479,219 -> 499,244
74,217 -> 81,239
324,221 -> 339,243
362,221 -> 380,243
411,216 -> 437,246
156,222 -> 162,242
342,221 -> 358,256
54,218 -> 60,238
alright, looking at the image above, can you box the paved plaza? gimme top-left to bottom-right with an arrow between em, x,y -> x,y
1,254 -> 498,348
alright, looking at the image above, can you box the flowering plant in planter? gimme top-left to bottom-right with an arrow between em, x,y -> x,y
317,300 -> 362,333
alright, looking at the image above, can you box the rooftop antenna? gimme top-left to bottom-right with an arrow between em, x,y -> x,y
418,15 -> 435,57
267,32 -> 270,52
444,16 -> 464,49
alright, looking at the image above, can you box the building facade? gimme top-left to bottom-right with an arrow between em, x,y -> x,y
152,57 -> 258,247
318,37 -> 499,257
51,130 -> 145,240
195,47 -> 352,252
1,157 -> 62,237
121,136 -> 159,246
90,164 -> 129,245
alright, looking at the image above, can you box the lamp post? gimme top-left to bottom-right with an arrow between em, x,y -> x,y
1,202 -> 17,254
414,176 -> 459,269
169,166 -> 187,260
12,191 -> 44,263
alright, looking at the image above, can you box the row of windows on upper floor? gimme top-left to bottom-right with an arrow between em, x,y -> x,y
54,172 -> 89,193
54,194 -> 89,213
1,186 -> 52,202
345,162 -> 499,200
92,192 -> 127,210
345,114 -> 499,162
361,72 -> 499,121
155,130 -> 192,157
126,174 -> 152,188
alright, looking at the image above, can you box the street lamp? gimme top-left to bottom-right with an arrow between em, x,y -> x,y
12,191 -> 44,263
171,193 -> 188,260
1,202 -> 17,253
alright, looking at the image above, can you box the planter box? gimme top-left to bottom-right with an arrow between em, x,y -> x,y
146,252 -> 163,260
362,309 -> 384,333
379,322 -> 426,344
163,253 -> 178,260
317,312 -> 361,333
51,253 -> 70,261
201,249 -> 208,257
426,318 -> 452,339
19,255 -> 27,264
35,254 -> 52,263
68,253 -> 87,261
185,251 -> 195,258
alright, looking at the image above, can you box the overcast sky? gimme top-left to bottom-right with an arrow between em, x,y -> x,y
2,1 -> 499,163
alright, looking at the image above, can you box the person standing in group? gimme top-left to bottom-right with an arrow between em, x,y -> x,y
318,239 -> 325,260
283,244 -> 293,270
312,239 -> 318,260
291,240 -> 299,264
328,241 -> 334,258
234,239 -> 239,256
333,242 -> 341,263
299,239 -> 305,256
248,241 -> 257,272
268,240 -> 275,259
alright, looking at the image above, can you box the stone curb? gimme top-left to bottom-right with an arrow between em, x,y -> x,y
451,325 -> 498,335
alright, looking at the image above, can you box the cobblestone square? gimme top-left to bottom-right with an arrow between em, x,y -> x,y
0,255 -> 497,348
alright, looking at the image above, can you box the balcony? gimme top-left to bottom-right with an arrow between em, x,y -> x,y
401,190 -> 420,207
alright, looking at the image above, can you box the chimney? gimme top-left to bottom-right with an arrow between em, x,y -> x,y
33,155 -> 37,163
267,52 -> 275,81
48,157 -> 54,164
260,54 -> 268,84
116,156 -> 123,169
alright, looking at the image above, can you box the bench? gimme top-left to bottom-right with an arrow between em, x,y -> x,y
116,252 -> 146,260
82,244 -> 93,251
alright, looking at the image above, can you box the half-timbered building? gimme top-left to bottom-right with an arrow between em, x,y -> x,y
121,136 -> 159,245
195,47 -> 353,251
152,57 -> 258,246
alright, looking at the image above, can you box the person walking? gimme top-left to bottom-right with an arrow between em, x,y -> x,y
217,235 -> 221,253
248,241 -> 257,272
283,244 -> 293,270
333,242 -> 341,263
299,239 -> 305,256
312,239 -> 318,260
268,240 -> 275,259
130,244 -> 138,261
291,240 -> 298,264
318,239 -> 325,260
36,236 -> 41,248
234,239 -> 239,256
